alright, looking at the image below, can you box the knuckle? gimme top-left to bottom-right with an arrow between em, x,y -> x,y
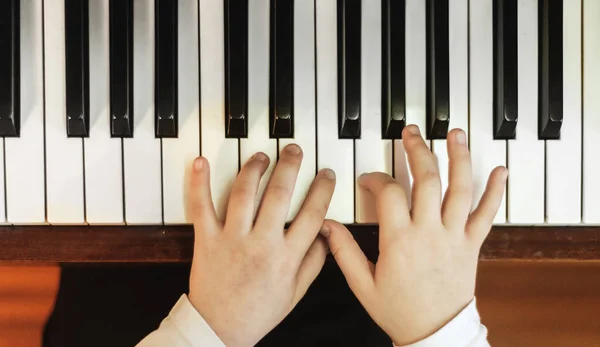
445,186 -> 472,201
379,182 -> 403,203
303,201 -> 329,221
417,170 -> 441,187
231,185 -> 255,203
267,183 -> 292,201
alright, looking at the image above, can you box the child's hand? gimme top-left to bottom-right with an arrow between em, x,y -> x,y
322,126 -> 507,346
187,144 -> 335,347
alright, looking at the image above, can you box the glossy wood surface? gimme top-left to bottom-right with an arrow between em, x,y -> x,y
37,261 -> 600,346
476,261 -> 600,346
0,262 -> 596,346
0,265 -> 60,347
0,225 -> 599,262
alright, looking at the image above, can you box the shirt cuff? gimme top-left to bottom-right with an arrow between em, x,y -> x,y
137,294 -> 226,347
396,298 -> 490,347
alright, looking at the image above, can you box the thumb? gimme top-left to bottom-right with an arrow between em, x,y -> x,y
321,220 -> 375,297
294,236 -> 327,305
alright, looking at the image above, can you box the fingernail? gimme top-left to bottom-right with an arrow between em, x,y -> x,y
322,168 -> 336,180
193,157 -> 204,172
319,224 -> 330,238
502,168 -> 509,182
456,130 -> 466,145
252,152 -> 267,162
285,144 -> 301,155
406,125 -> 420,136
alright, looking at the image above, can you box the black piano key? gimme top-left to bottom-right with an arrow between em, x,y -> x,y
538,0 -> 562,140
65,0 -> 90,137
382,0 -> 405,139
493,0 -> 518,140
109,0 -> 134,138
224,0 -> 248,138
426,0 -> 449,140
337,0 -> 361,139
269,0 -> 294,138
0,0 -> 19,137
155,0 -> 177,138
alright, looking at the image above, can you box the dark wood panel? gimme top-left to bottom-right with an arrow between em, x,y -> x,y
0,225 -> 599,262
476,261 -> 600,346
40,261 -> 600,347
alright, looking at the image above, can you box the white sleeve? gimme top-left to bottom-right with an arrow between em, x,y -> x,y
137,294 -> 488,347
396,298 -> 490,347
136,294 -> 226,347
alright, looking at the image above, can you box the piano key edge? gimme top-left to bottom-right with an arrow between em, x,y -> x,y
0,224 -> 599,262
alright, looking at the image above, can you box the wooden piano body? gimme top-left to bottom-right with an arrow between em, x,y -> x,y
0,225 -> 599,347
2,0 -> 600,345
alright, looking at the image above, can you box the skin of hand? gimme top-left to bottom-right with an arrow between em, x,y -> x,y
321,125 -> 507,346
186,143 -> 336,347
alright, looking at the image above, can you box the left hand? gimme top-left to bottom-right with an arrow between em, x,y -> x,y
187,144 -> 335,347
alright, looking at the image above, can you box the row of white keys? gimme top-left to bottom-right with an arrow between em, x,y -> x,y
507,0 -> 544,224
5,0 -> 44,224
162,0 -> 200,224
200,0 -> 238,221
583,0 -> 600,223
279,0 -> 317,222
316,0 -> 354,223
470,0 -> 506,224
431,0 -> 469,202
356,0 -> 393,223
85,0 -> 123,224
124,0 -> 162,224
546,0 -> 582,224
241,0 -> 277,217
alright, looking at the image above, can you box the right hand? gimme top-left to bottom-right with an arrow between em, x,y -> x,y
321,125 -> 507,345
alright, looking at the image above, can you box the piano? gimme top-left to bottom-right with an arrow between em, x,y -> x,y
0,0 -> 599,262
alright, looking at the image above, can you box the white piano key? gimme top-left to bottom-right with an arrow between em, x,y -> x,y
240,0 -> 277,216
279,0 -> 317,222
356,0 -> 393,223
583,0 -> 600,224
546,0 -> 582,224
84,0 -> 123,224
315,0 -> 354,223
162,0 -> 200,224
5,0 -> 44,224
124,0 -> 162,224
200,0 -> 239,221
44,0 -> 85,224
469,0 -> 506,224
397,0 -> 427,199
404,0 -> 427,133
432,0 -> 469,201
507,0 -> 544,224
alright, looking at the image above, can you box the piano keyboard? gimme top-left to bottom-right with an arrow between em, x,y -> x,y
0,0 -> 593,226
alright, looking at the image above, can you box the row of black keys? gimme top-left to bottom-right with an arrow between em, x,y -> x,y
0,0 -> 562,140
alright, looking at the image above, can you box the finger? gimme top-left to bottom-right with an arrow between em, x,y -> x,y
358,172 -> 410,243
466,166 -> 508,245
293,236 -> 327,306
441,129 -> 473,230
321,220 -> 375,297
225,152 -> 270,233
188,157 -> 220,234
254,144 -> 303,235
286,169 -> 336,255
403,125 -> 442,223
